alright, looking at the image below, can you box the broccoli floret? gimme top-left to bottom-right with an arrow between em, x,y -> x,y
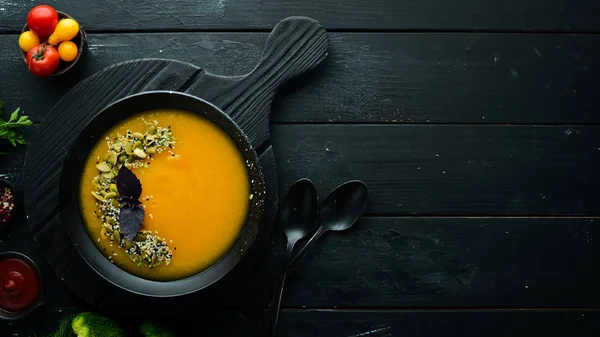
140,321 -> 176,337
50,315 -> 76,337
71,312 -> 125,337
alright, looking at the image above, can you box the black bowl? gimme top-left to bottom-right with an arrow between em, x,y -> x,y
59,91 -> 265,297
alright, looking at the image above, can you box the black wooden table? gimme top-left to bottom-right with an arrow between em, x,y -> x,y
1,1 -> 600,336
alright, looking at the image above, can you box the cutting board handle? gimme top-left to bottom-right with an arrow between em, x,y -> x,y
186,16 -> 329,147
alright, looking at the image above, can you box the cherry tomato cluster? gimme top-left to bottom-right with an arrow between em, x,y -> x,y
19,5 -> 81,77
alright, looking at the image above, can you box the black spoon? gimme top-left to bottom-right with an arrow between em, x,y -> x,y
264,178 -> 318,337
287,180 -> 369,274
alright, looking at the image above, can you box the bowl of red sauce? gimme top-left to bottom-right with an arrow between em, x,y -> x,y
0,252 -> 43,320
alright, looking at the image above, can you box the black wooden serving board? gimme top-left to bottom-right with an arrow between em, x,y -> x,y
22,16 -> 328,316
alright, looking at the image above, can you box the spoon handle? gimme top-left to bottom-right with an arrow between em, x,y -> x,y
287,225 -> 325,275
263,245 -> 293,337
269,271 -> 288,337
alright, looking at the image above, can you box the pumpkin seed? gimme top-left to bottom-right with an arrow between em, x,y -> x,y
113,143 -> 122,152
108,152 -> 118,166
104,192 -> 118,199
124,162 -> 132,169
146,125 -> 156,134
134,140 -> 142,149
96,163 -> 112,173
133,132 -> 145,140
109,184 -> 118,193
118,155 -> 127,163
145,146 -> 156,154
134,148 -> 147,158
123,142 -> 133,155
91,192 -> 104,201
102,172 -> 114,179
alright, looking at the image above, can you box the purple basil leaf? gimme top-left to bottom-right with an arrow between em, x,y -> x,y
119,201 -> 145,241
117,165 -> 142,200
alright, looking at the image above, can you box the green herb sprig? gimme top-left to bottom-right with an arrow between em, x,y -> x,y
0,101 -> 33,148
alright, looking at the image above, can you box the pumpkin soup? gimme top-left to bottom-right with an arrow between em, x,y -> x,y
79,109 -> 250,281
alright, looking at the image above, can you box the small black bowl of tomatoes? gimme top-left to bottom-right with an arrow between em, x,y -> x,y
19,5 -> 86,77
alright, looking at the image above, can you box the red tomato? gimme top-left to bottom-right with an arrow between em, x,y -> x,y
26,44 -> 60,77
27,5 -> 58,37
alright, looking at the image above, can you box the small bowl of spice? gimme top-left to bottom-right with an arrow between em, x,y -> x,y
0,179 -> 16,231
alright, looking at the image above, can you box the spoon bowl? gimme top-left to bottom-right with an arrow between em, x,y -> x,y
319,180 -> 369,232
277,179 -> 319,246
288,180 -> 369,272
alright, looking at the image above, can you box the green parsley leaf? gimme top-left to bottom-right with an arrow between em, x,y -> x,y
0,101 -> 34,153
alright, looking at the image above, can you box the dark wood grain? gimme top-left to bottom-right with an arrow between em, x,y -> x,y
0,0 -> 598,32
2,33 -> 600,125
0,2 -> 598,333
272,124 -> 600,216
279,309 -> 599,337
284,217 -> 600,308
4,216 -> 598,311
3,307 -> 599,337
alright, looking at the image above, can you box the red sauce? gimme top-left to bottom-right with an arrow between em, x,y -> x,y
0,258 -> 40,312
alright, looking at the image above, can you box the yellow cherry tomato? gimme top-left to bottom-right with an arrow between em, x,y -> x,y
48,18 -> 79,45
58,41 -> 78,62
18,31 -> 40,52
